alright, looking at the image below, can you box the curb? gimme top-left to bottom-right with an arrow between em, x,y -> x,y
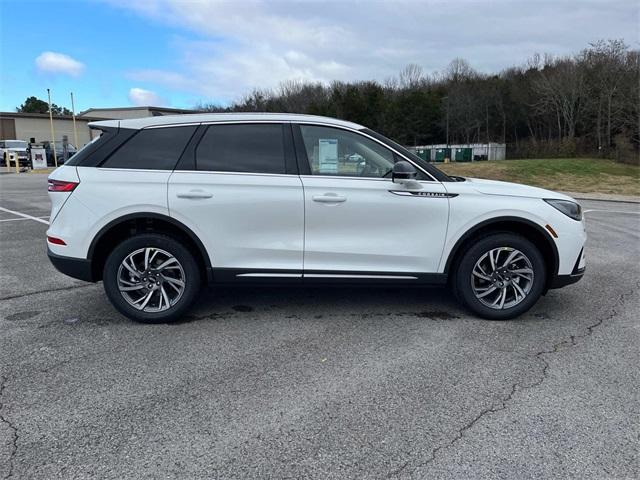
572,197 -> 640,205
561,192 -> 640,205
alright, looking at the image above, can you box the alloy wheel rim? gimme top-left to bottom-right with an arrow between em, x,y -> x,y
470,247 -> 534,310
117,247 -> 185,313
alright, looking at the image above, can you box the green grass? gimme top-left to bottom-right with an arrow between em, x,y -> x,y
438,158 -> 640,196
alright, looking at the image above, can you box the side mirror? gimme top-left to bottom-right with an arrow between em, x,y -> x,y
392,160 -> 417,183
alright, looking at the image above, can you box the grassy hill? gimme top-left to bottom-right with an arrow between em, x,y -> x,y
438,158 -> 640,196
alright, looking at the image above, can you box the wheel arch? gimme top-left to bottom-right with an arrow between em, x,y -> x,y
444,216 -> 559,290
88,213 -> 212,283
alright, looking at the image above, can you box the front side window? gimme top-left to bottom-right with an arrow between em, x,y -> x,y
196,123 -> 285,174
101,126 -> 196,170
299,125 -> 397,178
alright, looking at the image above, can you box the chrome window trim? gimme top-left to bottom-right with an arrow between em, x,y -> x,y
144,120 -> 291,129
304,274 -> 418,280
299,175 -> 391,182
237,273 -> 302,278
144,123 -> 202,129
96,167 -> 175,173
199,120 -> 291,126
171,170 -> 297,178
299,175 -> 436,186
95,168 -> 296,178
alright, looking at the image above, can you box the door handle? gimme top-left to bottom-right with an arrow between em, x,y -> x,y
176,190 -> 213,199
313,194 -> 346,203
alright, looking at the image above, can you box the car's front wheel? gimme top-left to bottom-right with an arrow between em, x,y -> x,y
103,234 -> 201,323
454,233 -> 546,320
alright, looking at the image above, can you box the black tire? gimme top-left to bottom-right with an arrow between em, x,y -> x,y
454,233 -> 546,320
103,233 -> 201,323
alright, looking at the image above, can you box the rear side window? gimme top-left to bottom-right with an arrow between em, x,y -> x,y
101,126 -> 196,170
196,123 -> 285,174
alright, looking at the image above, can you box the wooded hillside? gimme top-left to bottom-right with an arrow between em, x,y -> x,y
200,40 -> 639,163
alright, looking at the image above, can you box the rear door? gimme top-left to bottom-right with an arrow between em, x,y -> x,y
168,122 -> 304,277
67,125 -> 194,259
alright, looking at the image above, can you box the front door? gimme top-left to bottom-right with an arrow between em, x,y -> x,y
296,124 -> 449,275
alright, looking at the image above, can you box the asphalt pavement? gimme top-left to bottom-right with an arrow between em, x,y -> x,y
1,172 -> 638,479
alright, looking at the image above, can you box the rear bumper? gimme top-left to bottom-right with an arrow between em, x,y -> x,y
47,248 -> 95,282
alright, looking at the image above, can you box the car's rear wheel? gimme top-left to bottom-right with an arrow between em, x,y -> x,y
454,233 -> 546,320
103,234 -> 201,323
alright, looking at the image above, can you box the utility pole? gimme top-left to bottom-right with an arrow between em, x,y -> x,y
445,96 -> 450,146
47,88 -> 58,168
70,92 -> 79,149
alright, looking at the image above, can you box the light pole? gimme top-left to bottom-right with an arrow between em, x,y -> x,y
47,88 -> 58,168
71,92 -> 79,149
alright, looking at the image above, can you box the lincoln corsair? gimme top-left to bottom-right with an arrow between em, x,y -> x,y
47,113 -> 586,322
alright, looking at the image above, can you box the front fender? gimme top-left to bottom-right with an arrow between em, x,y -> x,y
438,192 -> 560,276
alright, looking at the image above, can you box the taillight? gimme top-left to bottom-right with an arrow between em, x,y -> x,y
48,179 -> 78,192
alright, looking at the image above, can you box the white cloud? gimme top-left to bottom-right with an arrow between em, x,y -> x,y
110,0 -> 638,103
128,87 -> 165,106
35,51 -> 85,77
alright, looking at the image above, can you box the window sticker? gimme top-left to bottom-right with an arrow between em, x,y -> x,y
318,138 -> 338,174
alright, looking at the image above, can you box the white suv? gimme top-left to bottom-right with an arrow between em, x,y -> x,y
47,113 -> 586,323
0,139 -> 29,166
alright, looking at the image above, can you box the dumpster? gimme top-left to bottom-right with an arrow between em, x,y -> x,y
416,148 -> 430,161
434,148 -> 450,162
454,147 -> 472,162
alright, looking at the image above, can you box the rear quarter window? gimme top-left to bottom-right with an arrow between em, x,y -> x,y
101,126 -> 196,170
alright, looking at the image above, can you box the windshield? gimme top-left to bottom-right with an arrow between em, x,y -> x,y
360,129 -> 452,182
6,140 -> 27,149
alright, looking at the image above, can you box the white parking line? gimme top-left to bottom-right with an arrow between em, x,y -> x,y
0,216 -> 50,223
584,209 -> 640,215
0,206 -> 50,225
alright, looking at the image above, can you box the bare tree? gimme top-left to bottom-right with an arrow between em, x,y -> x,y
445,58 -> 476,83
582,40 -> 631,151
398,64 -> 424,89
533,57 -> 587,139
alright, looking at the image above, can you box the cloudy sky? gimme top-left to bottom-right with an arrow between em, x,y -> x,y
0,0 -> 637,112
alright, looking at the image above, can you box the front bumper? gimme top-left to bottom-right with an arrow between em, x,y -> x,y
48,248 -> 95,282
550,247 -> 585,289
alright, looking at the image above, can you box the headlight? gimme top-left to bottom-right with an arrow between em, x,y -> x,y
544,199 -> 582,221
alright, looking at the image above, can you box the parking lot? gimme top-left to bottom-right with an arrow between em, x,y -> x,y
0,172 -> 638,479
